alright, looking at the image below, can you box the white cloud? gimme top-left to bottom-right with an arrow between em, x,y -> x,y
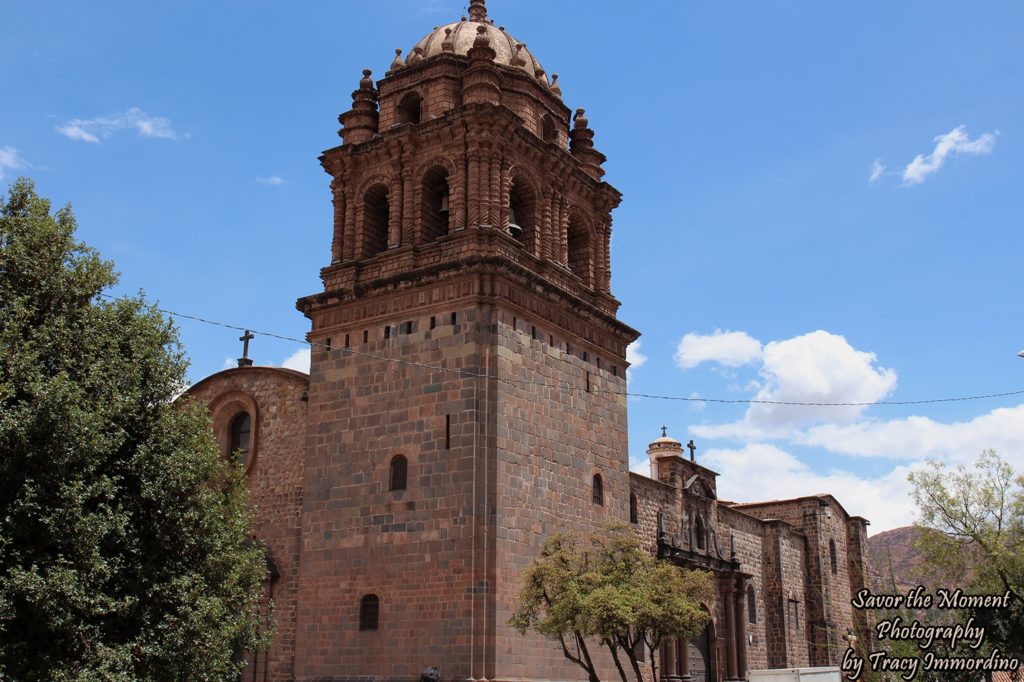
56,107 -> 185,143
220,357 -> 236,371
902,125 -> 995,186
281,347 -> 311,374
704,443 -> 916,532
674,329 -> 763,369
0,146 -> 28,180
256,175 -> 285,186
626,340 -> 647,381
798,405 -> 1024,468
693,330 -> 897,440
869,159 -> 885,183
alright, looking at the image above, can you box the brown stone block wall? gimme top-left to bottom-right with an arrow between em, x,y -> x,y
187,367 -> 309,682
718,507 -> 770,675
293,311 -> 481,681
492,309 -> 631,681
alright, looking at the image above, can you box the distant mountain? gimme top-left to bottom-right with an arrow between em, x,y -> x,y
867,525 -> 976,595
868,525 -> 926,594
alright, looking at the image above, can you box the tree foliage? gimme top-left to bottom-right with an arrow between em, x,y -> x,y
0,178 -> 271,681
509,523 -> 714,682
908,449 -> 1024,661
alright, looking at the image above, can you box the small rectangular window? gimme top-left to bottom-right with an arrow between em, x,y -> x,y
583,351 -> 589,362
450,312 -> 457,325
384,326 -> 391,339
326,337 -> 332,351
430,316 -> 436,330
512,316 -> 517,331
586,371 -> 591,393
344,334 -> 350,348
549,334 -> 554,347
531,326 -> 537,340
566,343 -> 572,356
403,321 -> 413,334
612,366 -> 618,377
363,330 -> 368,344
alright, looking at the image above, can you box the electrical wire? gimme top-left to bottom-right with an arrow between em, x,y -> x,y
97,293 -> 1024,407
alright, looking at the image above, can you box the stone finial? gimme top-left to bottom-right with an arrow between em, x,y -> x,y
511,43 -> 527,67
535,67 -> 547,84
338,68 -> 379,144
570,107 -> 606,179
549,73 -> 562,97
462,25 -> 501,105
442,27 -> 455,52
390,48 -> 405,71
468,0 -> 487,22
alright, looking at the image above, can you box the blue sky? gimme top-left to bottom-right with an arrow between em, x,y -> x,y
3,1 -> 1022,531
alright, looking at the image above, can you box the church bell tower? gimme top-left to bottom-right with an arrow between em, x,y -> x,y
294,2 -> 639,679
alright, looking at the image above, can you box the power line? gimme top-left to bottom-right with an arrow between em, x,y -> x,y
97,293 -> 1024,408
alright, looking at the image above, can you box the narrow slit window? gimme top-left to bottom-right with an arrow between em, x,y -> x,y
450,312 -> 457,325
430,316 -> 436,330
344,334 -> 350,348
228,412 -> 251,468
445,414 -> 451,450
629,493 -> 638,524
359,594 -> 380,631
389,455 -> 407,491
384,326 -> 391,340
592,474 -> 604,506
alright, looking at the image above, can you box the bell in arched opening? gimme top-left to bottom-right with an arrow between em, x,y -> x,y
508,205 -> 523,240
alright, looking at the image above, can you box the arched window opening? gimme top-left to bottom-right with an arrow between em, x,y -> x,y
421,166 -> 450,242
508,177 -> 536,250
592,474 -> 604,506
629,493 -> 638,524
829,539 -> 838,575
398,91 -> 422,125
228,412 -> 251,468
362,184 -> 390,257
359,594 -> 379,631
566,215 -> 591,286
747,585 -> 757,624
694,516 -> 706,551
541,114 -> 558,144
389,455 -> 407,491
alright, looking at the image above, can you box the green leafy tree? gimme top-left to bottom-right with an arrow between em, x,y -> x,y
908,450 -> 1024,663
0,178 -> 271,681
509,523 -> 714,682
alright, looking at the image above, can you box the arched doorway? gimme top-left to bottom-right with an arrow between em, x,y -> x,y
687,626 -> 713,682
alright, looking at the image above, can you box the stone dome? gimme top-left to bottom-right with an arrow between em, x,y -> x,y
403,1 -> 550,87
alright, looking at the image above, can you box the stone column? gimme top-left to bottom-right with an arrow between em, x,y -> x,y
723,579 -> 740,681
662,638 -> 679,682
467,152 -> 480,227
342,189 -> 356,261
735,577 -> 748,680
401,166 -> 415,246
540,189 -> 553,260
678,636 -> 691,681
331,187 -> 345,263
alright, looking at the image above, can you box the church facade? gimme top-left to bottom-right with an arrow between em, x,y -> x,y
185,2 -> 871,680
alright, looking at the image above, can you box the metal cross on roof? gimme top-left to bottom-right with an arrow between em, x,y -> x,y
687,439 -> 697,462
661,425 -> 668,438
238,330 -> 255,368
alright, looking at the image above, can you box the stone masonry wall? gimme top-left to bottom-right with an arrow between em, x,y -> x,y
293,306 -> 481,681
187,366 -> 308,682
492,307 -> 631,681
